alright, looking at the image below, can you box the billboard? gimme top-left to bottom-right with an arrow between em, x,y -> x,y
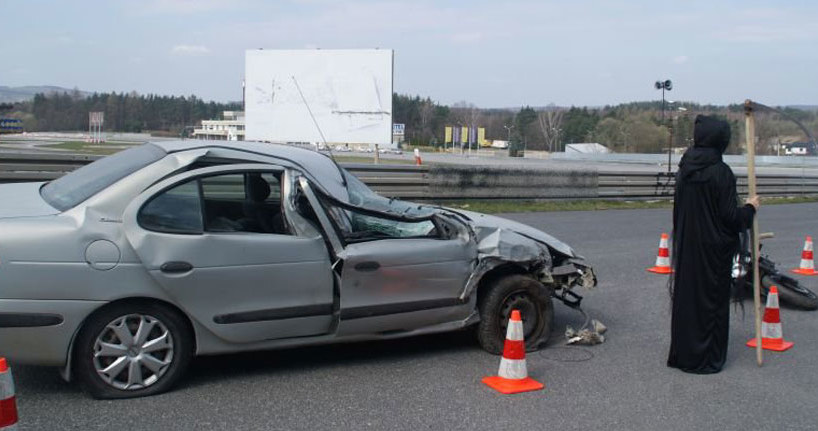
245,49 -> 393,144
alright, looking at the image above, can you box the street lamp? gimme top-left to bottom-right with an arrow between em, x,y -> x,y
655,79 -> 673,174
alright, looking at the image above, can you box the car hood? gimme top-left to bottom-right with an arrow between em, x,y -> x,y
0,182 -> 61,218
444,209 -> 576,258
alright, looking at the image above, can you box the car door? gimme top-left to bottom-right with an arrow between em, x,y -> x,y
122,164 -> 335,344
299,184 -> 477,335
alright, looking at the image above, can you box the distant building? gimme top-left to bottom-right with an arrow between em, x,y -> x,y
564,143 -> 610,154
193,111 -> 245,141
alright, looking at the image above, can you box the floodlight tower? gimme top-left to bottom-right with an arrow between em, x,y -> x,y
655,79 -> 673,174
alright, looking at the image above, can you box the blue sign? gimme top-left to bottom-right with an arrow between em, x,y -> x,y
0,118 -> 23,131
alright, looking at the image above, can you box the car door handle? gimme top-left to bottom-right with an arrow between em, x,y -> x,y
354,261 -> 380,272
160,261 -> 193,273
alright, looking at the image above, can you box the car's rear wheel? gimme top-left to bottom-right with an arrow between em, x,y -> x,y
477,274 -> 554,354
74,302 -> 193,399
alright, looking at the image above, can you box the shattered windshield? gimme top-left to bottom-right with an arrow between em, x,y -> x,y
340,167 -> 435,217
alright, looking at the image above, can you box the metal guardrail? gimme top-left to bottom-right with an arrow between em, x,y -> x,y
1,153 -> 817,200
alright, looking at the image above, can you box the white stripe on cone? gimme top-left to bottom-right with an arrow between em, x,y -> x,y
767,291 -> 780,309
800,239 -> 814,269
498,358 -> 527,380
762,322 -> 783,339
655,255 -> 670,267
506,318 -> 524,341
0,371 -> 13,400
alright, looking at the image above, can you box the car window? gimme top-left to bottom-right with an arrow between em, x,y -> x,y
41,144 -> 166,211
322,199 -> 438,243
138,180 -> 203,234
139,171 -> 288,235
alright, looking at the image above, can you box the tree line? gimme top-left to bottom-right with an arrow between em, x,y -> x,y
11,90 -> 241,135
5,90 -> 817,155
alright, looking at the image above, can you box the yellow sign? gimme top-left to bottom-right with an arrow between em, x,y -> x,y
461,127 -> 468,143
478,128 -> 487,147
445,126 -> 452,144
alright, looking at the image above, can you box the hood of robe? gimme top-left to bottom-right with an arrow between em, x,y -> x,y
678,115 -> 730,180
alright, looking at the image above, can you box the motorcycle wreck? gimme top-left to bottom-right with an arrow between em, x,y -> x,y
732,230 -> 818,310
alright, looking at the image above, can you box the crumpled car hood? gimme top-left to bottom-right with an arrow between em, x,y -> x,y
448,209 -> 576,258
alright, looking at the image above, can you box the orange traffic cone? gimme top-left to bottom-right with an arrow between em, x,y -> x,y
791,236 -> 817,276
413,148 -> 422,166
647,233 -> 673,274
482,310 -> 544,394
747,286 -> 794,352
0,358 -> 18,430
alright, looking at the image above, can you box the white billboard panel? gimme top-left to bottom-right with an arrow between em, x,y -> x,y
245,49 -> 393,144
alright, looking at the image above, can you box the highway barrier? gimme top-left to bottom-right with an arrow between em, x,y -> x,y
1,153 -> 818,201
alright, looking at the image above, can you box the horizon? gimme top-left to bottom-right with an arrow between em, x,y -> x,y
3,1 -> 817,107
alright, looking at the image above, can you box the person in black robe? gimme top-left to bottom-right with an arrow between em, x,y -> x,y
667,115 -> 759,374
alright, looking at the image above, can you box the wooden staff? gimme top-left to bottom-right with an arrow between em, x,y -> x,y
744,99 -> 763,366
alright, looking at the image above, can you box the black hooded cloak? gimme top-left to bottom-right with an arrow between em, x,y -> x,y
667,115 -> 756,374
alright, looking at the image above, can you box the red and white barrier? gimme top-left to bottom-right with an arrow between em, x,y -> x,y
647,233 -> 673,274
791,236 -> 817,276
0,358 -> 18,430
482,309 -> 544,394
747,286 -> 794,352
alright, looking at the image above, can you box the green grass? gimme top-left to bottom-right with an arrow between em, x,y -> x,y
41,141 -> 125,155
435,196 -> 818,214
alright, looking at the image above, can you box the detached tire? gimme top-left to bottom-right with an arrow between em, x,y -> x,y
477,274 -> 554,354
74,302 -> 193,399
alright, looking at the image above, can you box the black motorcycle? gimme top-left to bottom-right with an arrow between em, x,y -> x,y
733,231 -> 818,310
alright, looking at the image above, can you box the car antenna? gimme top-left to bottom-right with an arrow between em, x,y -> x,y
291,75 -> 346,185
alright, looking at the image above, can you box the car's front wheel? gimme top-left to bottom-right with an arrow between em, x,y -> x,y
74,301 -> 193,399
477,274 -> 554,354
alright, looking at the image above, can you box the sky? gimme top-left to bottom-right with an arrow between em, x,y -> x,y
2,0 -> 817,107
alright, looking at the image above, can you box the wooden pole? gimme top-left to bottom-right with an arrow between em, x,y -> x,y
745,99 -> 763,367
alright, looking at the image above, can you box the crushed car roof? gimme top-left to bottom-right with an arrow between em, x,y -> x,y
154,140 -> 348,199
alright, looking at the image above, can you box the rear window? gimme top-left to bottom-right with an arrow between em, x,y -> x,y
40,144 -> 166,211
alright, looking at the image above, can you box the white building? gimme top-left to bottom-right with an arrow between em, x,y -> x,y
193,111 -> 245,141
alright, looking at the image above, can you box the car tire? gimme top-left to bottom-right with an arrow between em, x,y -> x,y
477,274 -> 554,355
73,301 -> 193,399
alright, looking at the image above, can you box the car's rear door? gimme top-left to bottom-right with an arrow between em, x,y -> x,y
122,165 -> 334,343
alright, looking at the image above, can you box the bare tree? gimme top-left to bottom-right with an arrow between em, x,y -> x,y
537,109 -> 564,152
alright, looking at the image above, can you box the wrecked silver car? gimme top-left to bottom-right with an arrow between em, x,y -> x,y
0,141 -> 596,398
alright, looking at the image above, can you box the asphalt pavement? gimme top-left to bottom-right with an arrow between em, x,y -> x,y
12,203 -> 818,430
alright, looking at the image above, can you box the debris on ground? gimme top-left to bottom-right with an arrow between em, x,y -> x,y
565,319 -> 607,345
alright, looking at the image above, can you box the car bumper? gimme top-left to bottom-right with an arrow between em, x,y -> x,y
0,299 -> 105,366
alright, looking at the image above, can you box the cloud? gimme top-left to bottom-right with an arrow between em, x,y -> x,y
140,0 -> 245,14
55,35 -> 74,45
672,55 -> 688,64
451,32 -> 483,44
170,45 -> 211,56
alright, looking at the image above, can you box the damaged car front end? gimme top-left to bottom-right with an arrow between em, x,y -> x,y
312,167 -> 599,353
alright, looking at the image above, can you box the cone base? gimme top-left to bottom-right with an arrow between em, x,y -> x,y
791,268 -> 818,276
647,266 -> 673,274
482,376 -> 544,394
746,337 -> 794,352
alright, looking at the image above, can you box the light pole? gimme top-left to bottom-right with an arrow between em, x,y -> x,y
503,123 -> 514,153
655,79 -> 673,174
